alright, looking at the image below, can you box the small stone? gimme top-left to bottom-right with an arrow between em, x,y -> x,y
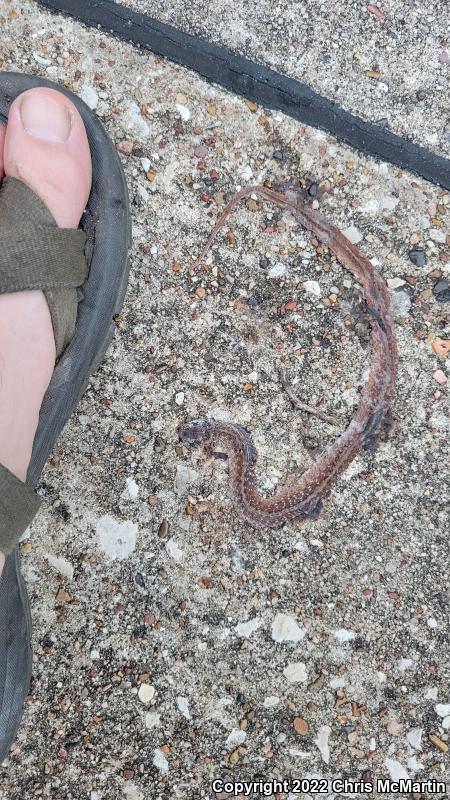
239,164 -> 253,181
138,684 -> 155,705
235,617 -> 261,638
433,370 -> 447,385
116,139 -> 134,155
429,228 -> 446,243
96,516 -> 137,560
152,749 -> 169,772
268,262 -> 286,279
194,144 -> 208,158
175,392 -> 185,406
406,728 -> 423,750
429,734 -> 448,753
387,277 -> 406,289
263,695 -> 280,708
55,587 -> 71,603
165,538 -> 184,562
435,703 -> 450,717
271,613 -> 305,643
392,290 -> 411,315
141,157 -> 151,172
145,711 -> 161,729
433,279 -> 450,303
387,719 -> 402,735
315,725 -> 331,764
293,717 -> 309,735
343,225 -> 363,244
226,728 -> 246,750
432,338 -> 450,356
408,248 -> 426,267
303,280 -> 321,298
176,696 -> 191,719
385,758 -> 408,780
176,104 -> 190,121
80,85 -> 99,109
125,477 -> 139,500
283,662 -> 308,683
333,628 -> 356,642
273,149 -> 284,160
244,99 -> 258,112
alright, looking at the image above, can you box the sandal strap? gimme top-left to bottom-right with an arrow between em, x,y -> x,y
0,176 -> 87,294
0,463 -> 42,556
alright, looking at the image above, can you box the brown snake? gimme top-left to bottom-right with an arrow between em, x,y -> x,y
179,181 -> 398,527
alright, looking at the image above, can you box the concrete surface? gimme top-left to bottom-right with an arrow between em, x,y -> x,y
0,1 -> 449,798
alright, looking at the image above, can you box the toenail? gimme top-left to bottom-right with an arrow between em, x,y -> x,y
19,92 -> 72,143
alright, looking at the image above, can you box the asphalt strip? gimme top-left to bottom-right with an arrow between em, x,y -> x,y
36,0 -> 450,191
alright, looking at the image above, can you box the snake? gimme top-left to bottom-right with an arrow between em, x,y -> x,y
179,181 -> 398,528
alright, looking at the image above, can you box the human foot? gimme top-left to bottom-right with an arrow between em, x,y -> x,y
0,87 -> 92,575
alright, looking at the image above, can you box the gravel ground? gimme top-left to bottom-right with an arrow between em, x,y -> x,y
123,0 -> 450,159
0,1 -> 449,799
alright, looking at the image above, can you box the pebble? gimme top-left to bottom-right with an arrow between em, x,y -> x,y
303,280 -> 322,298
138,684 -> 155,705
96,515 -> 137,560
268,261 -> 286,278
387,719 -> 402,735
333,628 -> 356,642
435,702 -> 450,717
235,617 -> 262,638
176,104 -> 191,121
406,728 -> 423,750
433,278 -> 450,302
152,749 -> 169,772
432,337 -> 450,355
343,225 -> 363,244
271,613 -> 305,643
263,695 -> 280,708
283,662 -> 308,683
177,696 -> 191,719
145,712 -> 161,729
125,477 -> 139,500
239,164 -> 253,181
123,101 -> 150,138
226,729 -> 246,750
315,725 -> 331,764
408,248 -> 426,267
175,464 -> 199,495
387,277 -> 406,289
165,538 -> 184,562
175,392 -> 185,405
80,85 -> 99,110
385,758 -> 408,780
293,716 -> 309,735
392,290 -> 411,315
33,52 -> 51,66
433,370 -> 447,385
45,554 -> 74,580
429,228 -> 446,243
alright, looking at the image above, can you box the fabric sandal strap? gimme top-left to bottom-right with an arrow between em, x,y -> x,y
0,463 -> 42,556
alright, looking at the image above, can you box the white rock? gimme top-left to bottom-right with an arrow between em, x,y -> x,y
425,687 -> 438,700
385,758 -> 408,780
165,537 -> 184,562
96,515 -> 137,560
407,755 -> 424,772
343,225 -> 363,244
248,371 -> 258,382
141,157 -> 151,172
175,392 -> 185,406
33,52 -> 52,66
90,649 -> 100,661
303,280 -> 321,298
387,277 -> 406,289
239,164 -> 253,181
226,728 -> 246,749
176,104 -> 191,121
397,658 -> 413,672
268,261 -> 286,279
152,749 -> 169,772
80,85 -> 99,110
177,696 -> 191,719
392,290 -> 411,315
263,695 -> 280,708
429,228 -> 446,243
435,703 -> 450,717
234,617 -> 261,638
442,716 -> 450,730
427,617 -> 437,628
271,613 -> 305,643
329,676 -> 347,689
124,785 -> 144,800
138,684 -> 155,705
174,464 -> 199,495
333,628 -> 356,642
406,728 -> 423,750
145,711 -> 161,729
315,725 -> 331,764
283,662 -> 308,683
125,477 -> 139,500
45,554 -> 74,580
123,101 -> 150,138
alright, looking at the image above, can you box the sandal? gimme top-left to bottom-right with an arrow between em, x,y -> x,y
0,72 -> 131,762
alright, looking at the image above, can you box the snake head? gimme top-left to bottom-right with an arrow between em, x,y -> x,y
178,417 -> 213,447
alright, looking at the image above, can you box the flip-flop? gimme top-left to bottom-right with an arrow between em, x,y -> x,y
0,72 -> 131,763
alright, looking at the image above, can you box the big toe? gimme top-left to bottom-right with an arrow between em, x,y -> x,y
3,87 -> 92,228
